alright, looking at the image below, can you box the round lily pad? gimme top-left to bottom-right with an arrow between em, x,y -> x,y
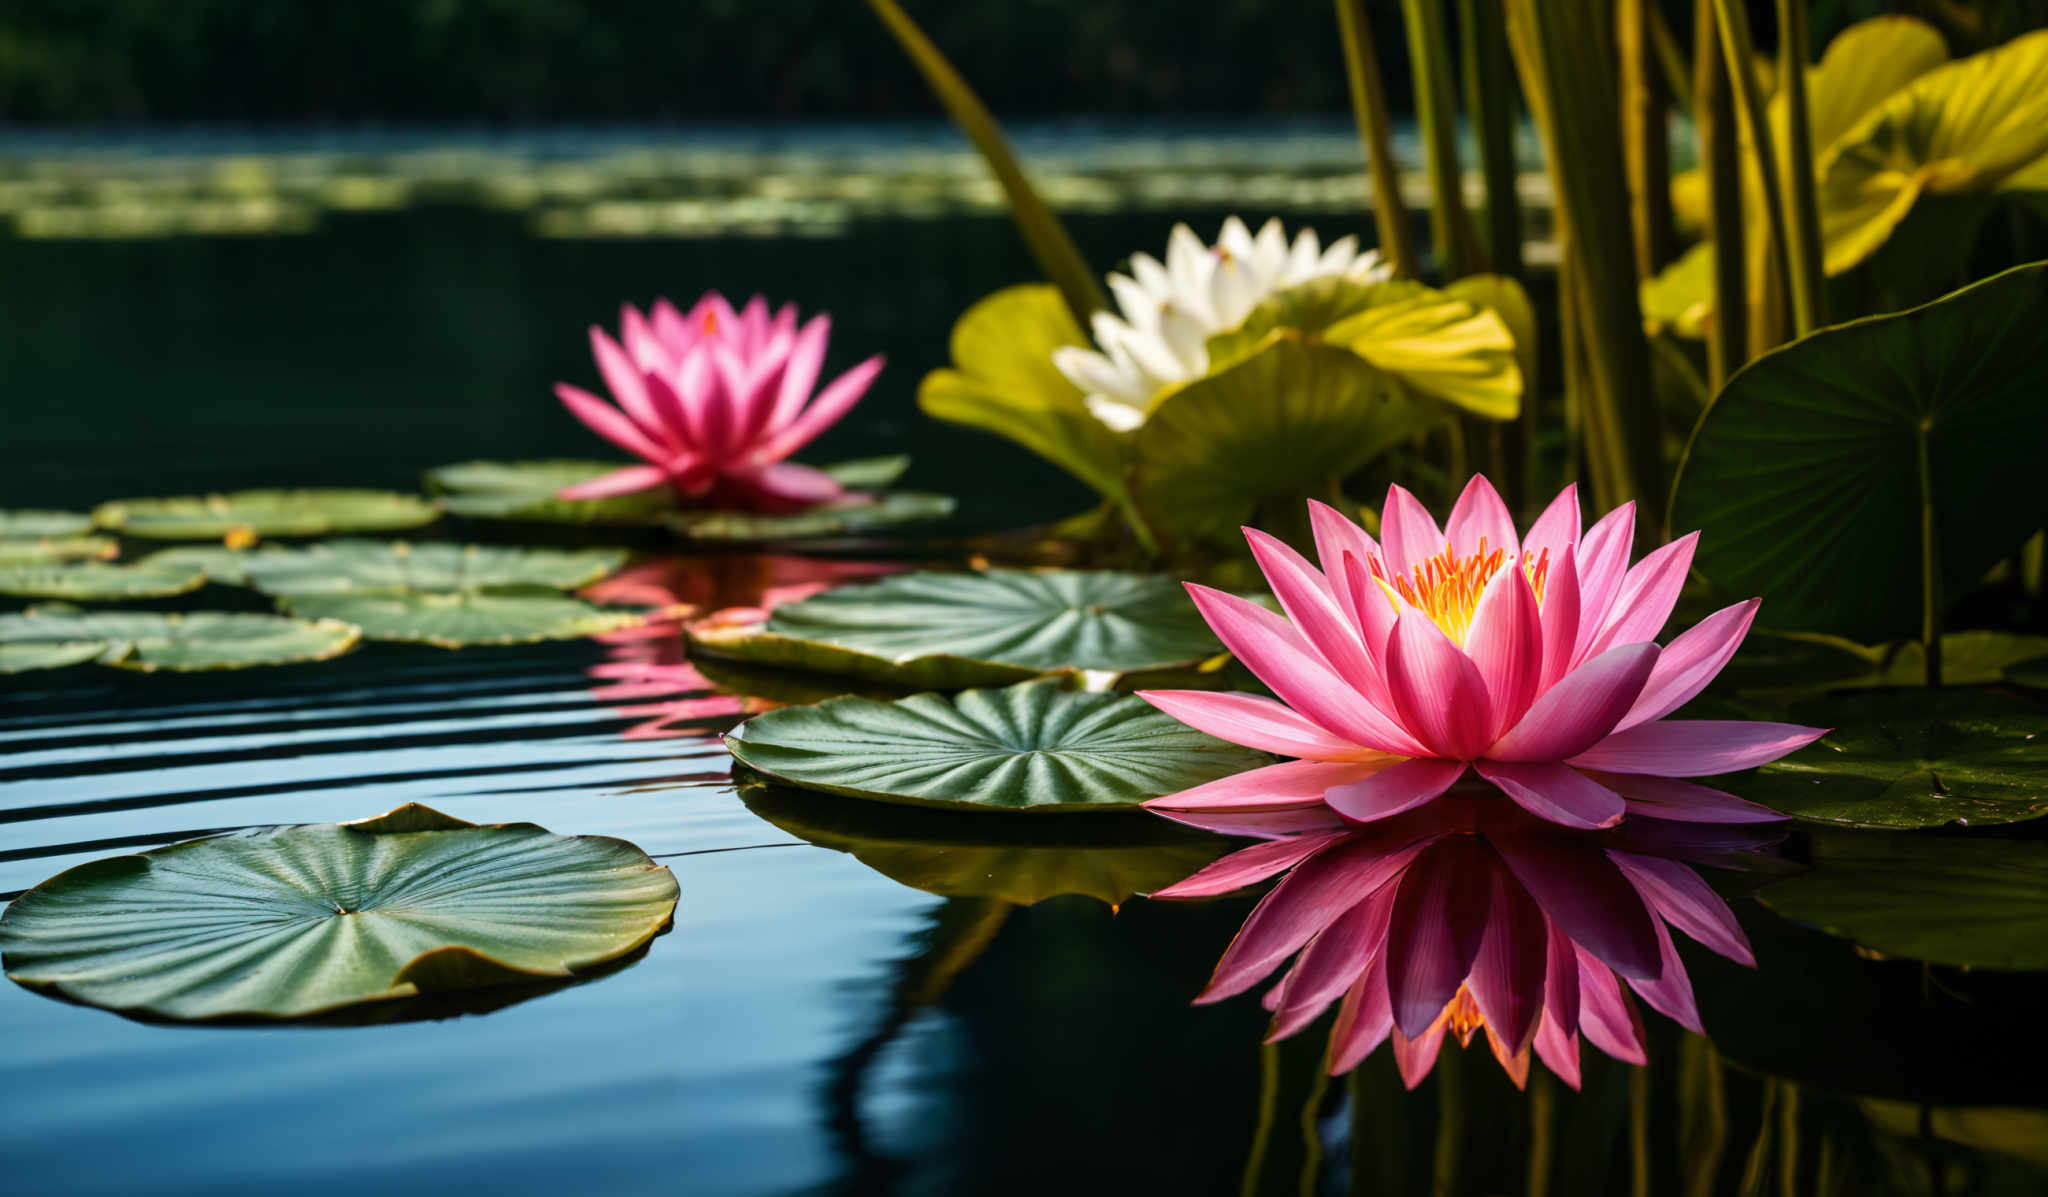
724,679 -> 1272,812
93,489 -> 441,540
135,545 -> 256,586
211,540 -> 628,596
0,804 -> 679,1021
278,592 -> 640,648
665,489 -> 955,542
738,777 -> 1227,906
0,509 -> 93,538
689,568 -> 1224,689
0,561 -> 208,601
1734,689 -> 2048,829
0,536 -> 116,565
0,606 -> 362,673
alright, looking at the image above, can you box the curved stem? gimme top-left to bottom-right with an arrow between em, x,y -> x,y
1918,419 -> 1944,686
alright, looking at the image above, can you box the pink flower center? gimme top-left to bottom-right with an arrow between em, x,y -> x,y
1370,537 -> 1551,646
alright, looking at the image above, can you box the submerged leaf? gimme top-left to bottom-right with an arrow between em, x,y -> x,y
0,607 -> 360,673
93,489 -> 440,540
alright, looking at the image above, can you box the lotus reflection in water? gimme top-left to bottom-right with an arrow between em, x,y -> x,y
554,291 -> 885,511
1140,475 -> 1827,830
1150,792 -> 1782,1088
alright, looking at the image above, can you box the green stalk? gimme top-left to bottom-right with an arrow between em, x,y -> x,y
1460,0 -> 1524,279
1629,1065 -> 1652,1197
1647,3 -> 1695,112
1297,1064 -> 1330,1195
1777,1083 -> 1802,1197
1401,0 -> 1481,277
1918,418 -> 1944,686
1241,1043 -> 1282,1197
1695,0 -> 1747,387
1680,1036 -> 1729,1197
1619,0 -> 1676,279
1776,0 -> 1827,329
1710,0 -> 1810,339
865,0 -> 1106,325
1430,1051 -> 1464,1197
1333,0 -> 1421,278
1526,1069 -> 1555,1197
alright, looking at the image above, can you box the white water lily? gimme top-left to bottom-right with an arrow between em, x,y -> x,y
1052,216 -> 1393,432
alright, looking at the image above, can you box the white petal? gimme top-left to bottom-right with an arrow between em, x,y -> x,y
1086,393 -> 1148,431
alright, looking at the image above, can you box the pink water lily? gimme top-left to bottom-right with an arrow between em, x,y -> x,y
1150,794 -> 1780,1088
1140,477 -> 1825,831
555,292 -> 884,513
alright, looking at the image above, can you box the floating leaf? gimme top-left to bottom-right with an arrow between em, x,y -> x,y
0,510 -> 93,538
0,804 -> 678,1021
135,545 -> 255,586
1759,831 -> 2048,970
0,561 -> 208,601
0,606 -> 361,673
724,679 -> 1271,812
212,540 -> 627,596
666,489 -> 954,541
688,568 -> 1223,689
738,777 -> 1227,906
424,460 -> 675,523
279,591 -> 639,648
1733,689 -> 2048,829
1718,629 -> 2048,701
0,536 -> 118,565
1672,262 -> 2048,641
93,489 -> 441,540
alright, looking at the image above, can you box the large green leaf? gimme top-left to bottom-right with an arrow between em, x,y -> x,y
1759,831 -> 2048,970
1817,29 -> 2048,274
738,778 -> 1227,906
917,284 -> 1128,504
724,679 -> 1271,812
0,509 -> 92,538
0,606 -> 361,673
1733,689 -> 2048,829
0,560 -> 207,600
205,540 -> 627,596
93,489 -> 441,540
1716,629 -> 2048,702
1798,16 -> 1949,154
1131,339 -> 1434,542
279,592 -> 640,648
688,568 -> 1223,689
0,804 -> 678,1021
1671,262 -> 2048,641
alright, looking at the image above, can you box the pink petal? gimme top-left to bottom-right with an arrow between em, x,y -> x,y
1307,498 -> 1382,616
1464,847 -> 1547,1054
1445,474 -> 1520,558
621,303 -> 677,375
555,383 -> 667,463
1615,599 -> 1760,732
1268,884 -> 1397,1038
1463,563 -> 1543,737
1387,836 -> 1491,1036
767,313 -> 832,435
1379,484 -> 1447,578
1475,761 -> 1625,829
728,462 -> 846,510
1586,531 -> 1698,657
1335,550 -> 1400,680
736,294 -> 771,353
1150,830 -> 1352,900
1149,805 -> 1351,839
1533,1014 -> 1582,1089
1244,527 -> 1394,714
1576,951 -> 1649,1065
1326,758 -> 1467,822
650,296 -> 695,354
1383,606 -> 1493,760
589,327 -> 676,447
1327,955 -> 1395,1074
1486,642 -> 1659,762
1138,689 -> 1384,761
1522,484 -> 1581,566
1543,918 -> 1581,1037
1610,850 -> 1755,966
1590,771 -> 1786,823
1572,501 -> 1636,663
1491,834 -> 1663,980
1625,917 -> 1703,1032
730,331 -> 795,447
1392,1020 -> 1450,1089
1145,758 -> 1391,813
750,354 -> 883,464
557,464 -> 670,501
1185,585 -> 1428,755
1537,544 -> 1581,690
1569,721 -> 1828,776
641,370 -> 697,451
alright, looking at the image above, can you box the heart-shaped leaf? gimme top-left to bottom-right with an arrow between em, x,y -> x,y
0,804 -> 678,1021
1671,261 -> 2048,641
724,679 -> 1271,812
0,561 -> 208,601
93,489 -> 440,540
0,606 -> 361,673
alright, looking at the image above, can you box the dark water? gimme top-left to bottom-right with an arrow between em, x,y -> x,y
2,135 -> 2045,1196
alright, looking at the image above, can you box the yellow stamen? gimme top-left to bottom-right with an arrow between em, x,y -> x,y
1372,538 -> 1549,645
702,308 -> 720,337
1443,986 -> 1488,1047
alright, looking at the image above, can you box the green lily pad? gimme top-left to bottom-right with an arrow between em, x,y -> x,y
0,561 -> 208,601
1759,830 -> 2048,970
278,591 -> 640,648
134,545 -> 256,586
723,679 -> 1271,812
1734,689 -> 2048,828
93,489 -> 441,540
1718,629 -> 2048,702
0,606 -> 361,673
0,804 -> 679,1021
687,568 -> 1224,689
0,509 -> 93,538
0,536 -> 118,565
1671,262 -> 2048,642
738,777 -> 1227,906
211,540 -> 627,596
666,489 -> 954,542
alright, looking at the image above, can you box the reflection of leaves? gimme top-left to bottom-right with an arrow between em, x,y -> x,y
737,774 -> 1226,905
725,680 -> 1272,812
1736,689 -> 2048,828
1760,830 -> 2048,969
1859,1100 -> 2048,1170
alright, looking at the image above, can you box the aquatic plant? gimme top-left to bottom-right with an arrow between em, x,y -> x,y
555,291 -> 883,513
1148,793 -> 1777,1088
1140,476 -> 1822,829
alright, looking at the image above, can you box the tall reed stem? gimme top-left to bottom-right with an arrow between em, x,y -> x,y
1401,0 -> 1481,277
1710,0 -> 1811,339
1461,0 -> 1523,279
1776,0 -> 1827,330
1694,0 -> 1747,387
1619,0 -> 1675,279
1334,0 -> 1421,278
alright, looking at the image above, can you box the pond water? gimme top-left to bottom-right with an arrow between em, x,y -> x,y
2,127 -> 2045,1196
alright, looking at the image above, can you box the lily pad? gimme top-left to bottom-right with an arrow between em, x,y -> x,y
687,568 -> 1223,689
1718,629 -> 2048,701
135,545 -> 256,586
0,561 -> 208,601
666,489 -> 955,542
723,679 -> 1272,812
1671,261 -> 2048,642
1733,689 -> 2048,828
738,777 -> 1227,906
0,804 -> 679,1021
0,606 -> 361,673
213,540 -> 628,596
0,536 -> 118,565
1759,831 -> 2048,970
278,592 -> 640,648
0,509 -> 93,538
92,489 -> 441,540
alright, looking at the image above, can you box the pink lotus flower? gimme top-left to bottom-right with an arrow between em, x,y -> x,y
555,292 -> 884,513
1140,477 -> 1825,831
1150,793 -> 1781,1088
